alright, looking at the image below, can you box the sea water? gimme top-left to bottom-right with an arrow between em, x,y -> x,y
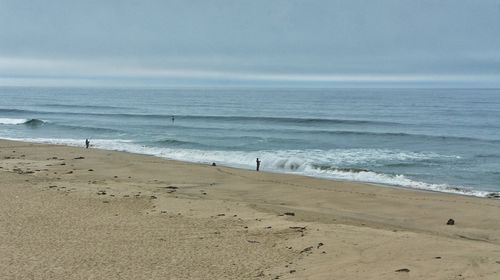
1,86 -> 499,197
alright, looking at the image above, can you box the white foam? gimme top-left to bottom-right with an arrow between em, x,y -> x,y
0,118 -> 28,125
0,136 -> 492,198
0,137 -> 133,148
302,166 -> 491,197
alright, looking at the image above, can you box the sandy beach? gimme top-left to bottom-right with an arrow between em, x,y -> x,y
0,139 -> 499,279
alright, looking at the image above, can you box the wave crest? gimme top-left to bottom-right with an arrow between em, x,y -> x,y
1,137 -> 495,199
24,119 -> 45,126
0,118 -> 45,126
0,118 -> 28,125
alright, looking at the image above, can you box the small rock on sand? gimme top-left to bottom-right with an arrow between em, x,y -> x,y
447,219 -> 455,225
289,226 -> 306,232
300,246 -> 313,254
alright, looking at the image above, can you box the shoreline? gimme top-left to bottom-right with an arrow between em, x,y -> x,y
1,136 -> 497,199
1,138 -> 499,279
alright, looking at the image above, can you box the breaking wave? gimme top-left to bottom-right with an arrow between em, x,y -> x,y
0,118 -> 45,126
0,118 -> 29,125
2,136 -> 495,199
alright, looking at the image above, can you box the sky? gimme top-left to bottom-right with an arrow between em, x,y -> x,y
1,0 -> 500,88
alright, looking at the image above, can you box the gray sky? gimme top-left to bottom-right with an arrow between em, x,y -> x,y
1,0 -> 500,87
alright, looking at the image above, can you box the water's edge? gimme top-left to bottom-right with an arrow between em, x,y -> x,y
2,137 -> 498,200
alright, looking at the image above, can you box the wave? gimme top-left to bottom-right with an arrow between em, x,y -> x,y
24,119 -> 45,127
0,118 -> 29,125
311,165 -> 370,173
0,108 -> 399,126
3,115 -> 498,144
1,107 -> 498,143
41,104 -> 131,110
124,123 -> 500,145
152,137 -> 272,150
230,127 -> 500,144
306,130 -> 500,143
305,167 -> 495,198
474,153 -> 500,159
3,136 -> 493,198
0,118 -> 45,126
153,139 -> 205,147
0,118 -> 122,133
171,115 -> 400,126
0,108 -> 37,114
49,123 -> 125,134
121,114 -> 396,126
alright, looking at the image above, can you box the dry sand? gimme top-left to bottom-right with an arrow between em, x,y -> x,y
0,139 -> 499,279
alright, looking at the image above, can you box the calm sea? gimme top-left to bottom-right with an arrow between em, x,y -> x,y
1,87 -> 499,197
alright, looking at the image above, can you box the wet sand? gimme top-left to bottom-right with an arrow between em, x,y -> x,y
1,139 -> 499,279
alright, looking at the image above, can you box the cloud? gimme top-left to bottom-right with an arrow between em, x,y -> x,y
1,1 -> 499,87
1,56 -> 498,87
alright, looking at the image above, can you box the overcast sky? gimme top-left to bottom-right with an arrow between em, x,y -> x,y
1,0 -> 500,88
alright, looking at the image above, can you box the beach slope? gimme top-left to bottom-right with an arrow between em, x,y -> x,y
0,139 -> 499,279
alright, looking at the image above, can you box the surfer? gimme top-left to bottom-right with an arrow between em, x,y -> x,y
256,158 -> 261,171
85,139 -> 90,149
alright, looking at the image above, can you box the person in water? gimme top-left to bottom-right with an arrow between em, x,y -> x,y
85,139 -> 90,149
172,115 -> 175,123
256,158 -> 261,171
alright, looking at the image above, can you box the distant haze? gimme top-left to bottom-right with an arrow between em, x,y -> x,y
1,0 -> 500,88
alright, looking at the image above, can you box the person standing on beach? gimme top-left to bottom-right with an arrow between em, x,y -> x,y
256,158 -> 261,171
85,139 -> 90,149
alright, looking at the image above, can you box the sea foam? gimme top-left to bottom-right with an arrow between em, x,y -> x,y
1,136 -> 495,199
0,118 -> 45,126
0,118 -> 29,125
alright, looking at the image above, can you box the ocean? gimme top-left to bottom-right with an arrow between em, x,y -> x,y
1,86 -> 499,198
